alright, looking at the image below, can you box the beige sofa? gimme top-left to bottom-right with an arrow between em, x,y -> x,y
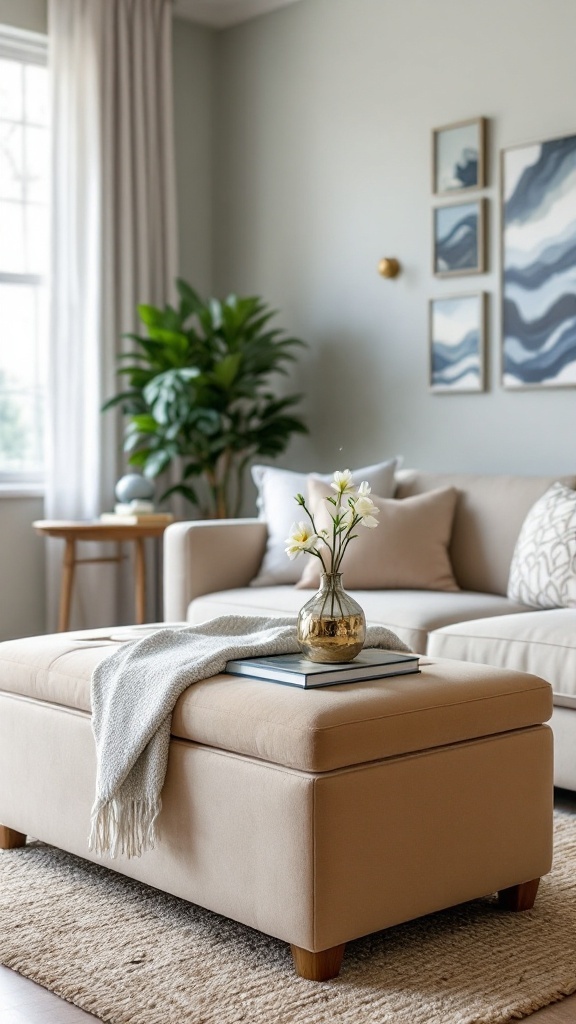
164,469 -> 576,789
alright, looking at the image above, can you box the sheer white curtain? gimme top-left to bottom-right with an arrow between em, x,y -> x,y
46,0 -> 178,630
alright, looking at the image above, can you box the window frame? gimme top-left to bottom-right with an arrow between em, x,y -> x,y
0,24 -> 48,496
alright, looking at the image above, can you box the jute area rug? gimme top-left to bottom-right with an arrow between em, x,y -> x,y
1,815 -> 576,1024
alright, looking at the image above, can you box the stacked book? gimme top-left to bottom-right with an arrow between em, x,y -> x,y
225,647 -> 419,689
100,505 -> 172,524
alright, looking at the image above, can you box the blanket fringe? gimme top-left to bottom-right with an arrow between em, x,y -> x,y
88,797 -> 161,859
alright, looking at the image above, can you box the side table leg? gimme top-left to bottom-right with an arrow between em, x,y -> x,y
0,826 -> 26,849
58,538 -> 76,632
134,537 -> 146,624
498,878 -> 540,911
290,943 -> 346,981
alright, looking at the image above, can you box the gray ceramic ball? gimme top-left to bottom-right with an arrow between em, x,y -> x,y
115,473 -> 155,503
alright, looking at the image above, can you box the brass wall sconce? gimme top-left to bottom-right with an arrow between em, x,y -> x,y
377,257 -> 401,278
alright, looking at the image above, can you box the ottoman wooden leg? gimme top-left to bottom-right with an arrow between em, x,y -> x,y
290,943 -> 346,981
0,825 -> 26,849
498,877 -> 540,911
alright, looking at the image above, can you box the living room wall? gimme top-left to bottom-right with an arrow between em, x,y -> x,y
213,0 -> 576,478
2,0 -> 575,638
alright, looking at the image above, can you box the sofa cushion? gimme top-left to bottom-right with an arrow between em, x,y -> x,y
187,587 -> 529,654
427,609 -> 576,706
507,483 -> 576,609
250,458 -> 399,586
0,631 -> 552,773
296,482 -> 459,592
395,471 -> 576,596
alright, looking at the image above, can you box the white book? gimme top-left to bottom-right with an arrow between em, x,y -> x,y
99,512 -> 174,525
225,647 -> 419,688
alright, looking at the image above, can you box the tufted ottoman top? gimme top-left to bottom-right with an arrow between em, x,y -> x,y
0,628 -> 552,774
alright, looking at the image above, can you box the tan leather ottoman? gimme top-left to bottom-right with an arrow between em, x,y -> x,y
0,630 -> 553,980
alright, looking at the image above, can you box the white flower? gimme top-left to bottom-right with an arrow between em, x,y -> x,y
359,514 -> 379,529
354,494 -> 379,529
331,469 -> 355,495
290,470 -> 379,575
285,522 -> 321,560
339,507 -> 355,529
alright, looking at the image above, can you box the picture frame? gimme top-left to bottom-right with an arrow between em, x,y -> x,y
433,199 -> 485,277
501,131 -> 576,389
429,293 -> 486,393
432,117 -> 486,195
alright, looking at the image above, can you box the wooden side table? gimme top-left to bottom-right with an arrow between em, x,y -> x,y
33,519 -> 173,632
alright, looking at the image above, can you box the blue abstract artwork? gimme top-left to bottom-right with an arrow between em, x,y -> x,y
434,200 -> 483,276
502,134 -> 576,388
430,294 -> 484,392
433,118 -> 485,195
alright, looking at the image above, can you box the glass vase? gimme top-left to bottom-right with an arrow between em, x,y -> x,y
297,572 -> 366,663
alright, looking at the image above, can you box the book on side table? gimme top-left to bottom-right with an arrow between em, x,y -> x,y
99,512 -> 174,525
225,647 -> 419,688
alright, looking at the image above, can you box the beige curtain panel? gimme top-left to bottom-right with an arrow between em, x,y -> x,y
46,0 -> 178,630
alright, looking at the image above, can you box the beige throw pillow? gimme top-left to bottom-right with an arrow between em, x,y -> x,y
296,480 -> 460,591
250,458 -> 400,586
507,482 -> 576,608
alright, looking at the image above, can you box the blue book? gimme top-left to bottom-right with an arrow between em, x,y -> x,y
225,647 -> 419,688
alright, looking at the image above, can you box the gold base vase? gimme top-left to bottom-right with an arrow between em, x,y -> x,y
297,572 -> 366,663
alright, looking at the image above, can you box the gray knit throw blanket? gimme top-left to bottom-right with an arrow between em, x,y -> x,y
88,615 -> 411,860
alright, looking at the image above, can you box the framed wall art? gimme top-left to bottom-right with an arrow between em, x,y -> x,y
429,293 -> 486,393
432,117 -> 486,195
501,131 -> 576,388
433,199 -> 485,277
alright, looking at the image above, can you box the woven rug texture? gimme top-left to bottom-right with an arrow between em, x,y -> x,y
1,813 -> 576,1024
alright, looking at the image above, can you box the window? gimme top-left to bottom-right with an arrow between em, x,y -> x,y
0,26 -> 49,487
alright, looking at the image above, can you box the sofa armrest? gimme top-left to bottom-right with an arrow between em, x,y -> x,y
163,519 -> 268,622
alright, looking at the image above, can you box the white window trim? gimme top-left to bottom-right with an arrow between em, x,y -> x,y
0,482 -> 44,498
0,25 -> 47,65
0,23 -> 48,494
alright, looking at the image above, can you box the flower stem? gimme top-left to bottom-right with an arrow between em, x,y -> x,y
297,498 -> 328,573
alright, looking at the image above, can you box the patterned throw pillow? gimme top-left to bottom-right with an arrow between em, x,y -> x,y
507,482 -> 576,608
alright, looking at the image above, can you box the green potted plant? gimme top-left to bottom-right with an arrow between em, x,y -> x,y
104,279 -> 308,518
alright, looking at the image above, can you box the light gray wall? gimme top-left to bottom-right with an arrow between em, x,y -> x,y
0,0 -> 46,32
173,16 -> 214,295
0,497 -> 45,640
213,0 -> 576,477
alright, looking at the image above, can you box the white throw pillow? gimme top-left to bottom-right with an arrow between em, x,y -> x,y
250,458 -> 401,586
507,482 -> 576,608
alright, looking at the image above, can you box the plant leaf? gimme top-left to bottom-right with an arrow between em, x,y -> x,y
104,279 -> 308,515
